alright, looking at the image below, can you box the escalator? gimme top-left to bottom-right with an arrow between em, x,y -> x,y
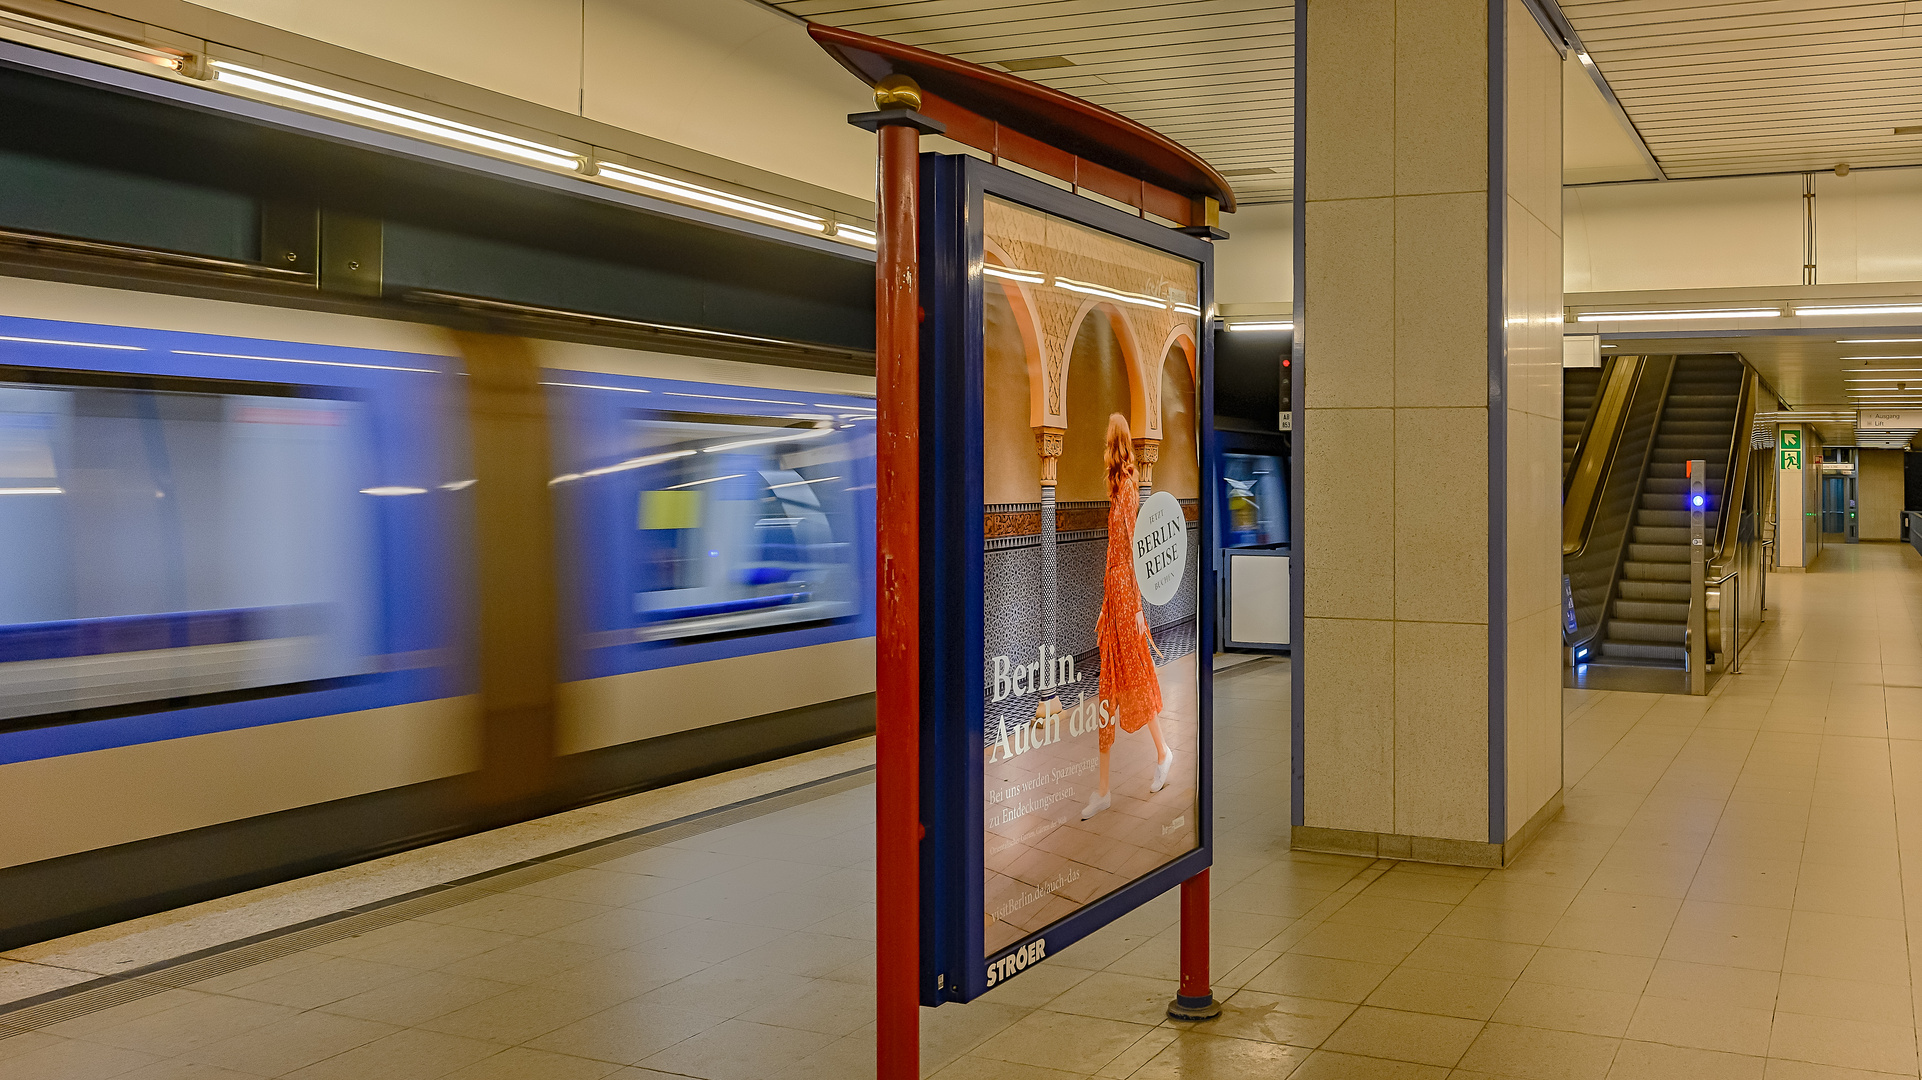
1564,366 -> 1605,477
1563,354 -> 1759,679
1597,358 -> 1742,665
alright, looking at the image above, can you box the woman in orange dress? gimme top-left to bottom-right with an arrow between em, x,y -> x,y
1082,413 -> 1173,820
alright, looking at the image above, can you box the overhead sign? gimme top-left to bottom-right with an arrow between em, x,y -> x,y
920,153 -> 1214,1005
1780,429 -> 1802,450
1858,409 -> 1922,431
1780,448 -> 1801,470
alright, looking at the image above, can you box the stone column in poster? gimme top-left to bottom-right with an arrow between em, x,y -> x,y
1035,425 -> 1065,716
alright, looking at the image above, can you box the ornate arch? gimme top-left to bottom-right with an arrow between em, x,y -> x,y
1061,298 -> 1152,441
983,240 -> 1054,429
1159,324 -> 1199,385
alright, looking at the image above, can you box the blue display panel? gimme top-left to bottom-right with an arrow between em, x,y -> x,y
543,372 -> 876,681
0,314 -> 468,765
919,154 -> 1217,1004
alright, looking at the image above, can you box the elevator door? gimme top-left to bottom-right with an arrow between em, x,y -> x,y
1821,476 -> 1859,542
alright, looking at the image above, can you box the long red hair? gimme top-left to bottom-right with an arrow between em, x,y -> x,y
1104,413 -> 1134,498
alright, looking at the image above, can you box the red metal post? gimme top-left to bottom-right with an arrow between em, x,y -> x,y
874,112 -> 923,1080
1168,869 -> 1221,1019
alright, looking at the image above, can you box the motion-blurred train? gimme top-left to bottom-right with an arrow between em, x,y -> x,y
0,276 -> 877,948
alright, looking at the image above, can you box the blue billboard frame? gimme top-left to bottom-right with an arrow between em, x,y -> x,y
917,152 -> 1217,1005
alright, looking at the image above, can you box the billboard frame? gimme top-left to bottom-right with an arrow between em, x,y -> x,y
917,150 -> 1218,1006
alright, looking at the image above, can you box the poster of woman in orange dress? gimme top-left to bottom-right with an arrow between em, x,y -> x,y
1081,413 -> 1172,821
975,193 -> 1203,957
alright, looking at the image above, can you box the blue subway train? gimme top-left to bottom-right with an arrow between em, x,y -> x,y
0,277 -> 877,947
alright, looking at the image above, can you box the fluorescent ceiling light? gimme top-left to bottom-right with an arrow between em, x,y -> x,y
1795,303 -> 1922,316
210,62 -> 581,170
994,55 -> 1076,72
596,162 -> 826,232
549,449 -> 699,485
173,349 -> 438,374
0,486 -> 62,495
361,486 -> 428,496
1,335 -> 142,350
1226,321 -> 1294,332
983,265 -> 1045,284
834,225 -> 876,246
1842,356 -> 1922,361
541,381 -> 649,394
702,426 -> 835,454
663,391 -> 806,406
1838,338 -> 1922,343
1053,277 -> 1168,310
667,473 -> 743,489
1575,309 -> 1779,322
0,9 -> 184,70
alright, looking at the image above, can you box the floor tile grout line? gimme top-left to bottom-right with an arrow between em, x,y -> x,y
1878,701 -> 1922,1064
0,763 -> 877,1035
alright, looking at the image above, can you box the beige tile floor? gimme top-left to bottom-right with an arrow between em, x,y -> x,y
3,541 -> 1921,1079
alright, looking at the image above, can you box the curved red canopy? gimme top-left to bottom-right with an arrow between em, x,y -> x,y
809,22 -> 1236,217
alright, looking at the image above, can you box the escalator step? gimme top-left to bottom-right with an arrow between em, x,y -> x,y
1613,599 -> 1688,623
1620,580 -> 1689,601
1624,561 -> 1692,581
1606,630 -> 1683,657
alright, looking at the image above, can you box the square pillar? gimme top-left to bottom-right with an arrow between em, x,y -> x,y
1292,0 -> 1564,865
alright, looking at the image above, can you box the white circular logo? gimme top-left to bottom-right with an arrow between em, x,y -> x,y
1132,490 -> 1187,607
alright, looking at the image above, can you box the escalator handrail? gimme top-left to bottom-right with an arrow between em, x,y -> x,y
1563,355 -> 1644,557
1711,365 -> 1759,568
1563,356 -> 1614,495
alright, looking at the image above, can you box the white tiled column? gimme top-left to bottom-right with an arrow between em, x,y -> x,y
1295,0 -> 1563,866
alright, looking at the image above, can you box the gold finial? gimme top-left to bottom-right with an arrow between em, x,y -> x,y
874,74 -> 923,111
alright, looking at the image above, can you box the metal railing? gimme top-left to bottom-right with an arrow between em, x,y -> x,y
1708,569 -> 1740,675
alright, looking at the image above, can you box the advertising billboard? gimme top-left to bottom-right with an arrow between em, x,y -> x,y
920,154 -> 1214,1004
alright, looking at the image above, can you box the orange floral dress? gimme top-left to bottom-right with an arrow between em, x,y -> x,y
1096,482 -> 1162,751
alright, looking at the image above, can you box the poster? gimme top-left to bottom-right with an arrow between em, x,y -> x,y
978,195 -> 1203,958
918,153 -> 1213,1004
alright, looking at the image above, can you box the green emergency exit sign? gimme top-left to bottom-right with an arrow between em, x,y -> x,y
1781,448 -> 1801,470
1781,429 -> 1802,450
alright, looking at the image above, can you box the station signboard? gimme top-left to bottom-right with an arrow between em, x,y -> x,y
1858,409 -> 1922,431
917,153 -> 1215,1004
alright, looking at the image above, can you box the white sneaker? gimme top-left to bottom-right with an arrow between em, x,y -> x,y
1081,791 -> 1111,820
1150,749 -> 1174,793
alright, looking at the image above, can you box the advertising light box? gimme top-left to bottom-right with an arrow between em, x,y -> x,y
918,154 -> 1215,1004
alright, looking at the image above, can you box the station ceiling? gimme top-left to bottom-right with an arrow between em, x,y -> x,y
1562,0 -> 1922,179
769,1 -> 1295,205
776,2 -> 1922,200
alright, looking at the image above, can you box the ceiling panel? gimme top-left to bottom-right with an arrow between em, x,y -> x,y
1562,0 -> 1922,178
767,0 -> 1295,204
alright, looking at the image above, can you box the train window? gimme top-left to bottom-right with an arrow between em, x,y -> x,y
0,375 -> 376,728
624,411 -> 860,641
